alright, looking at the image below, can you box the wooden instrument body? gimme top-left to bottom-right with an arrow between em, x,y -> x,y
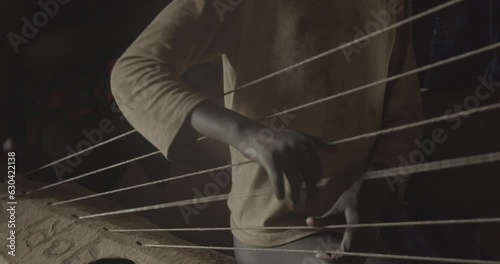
0,180 -> 235,264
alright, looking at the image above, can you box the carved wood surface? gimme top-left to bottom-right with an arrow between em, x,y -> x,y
0,180 -> 236,264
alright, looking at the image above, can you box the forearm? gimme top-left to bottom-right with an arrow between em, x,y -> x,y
189,101 -> 263,149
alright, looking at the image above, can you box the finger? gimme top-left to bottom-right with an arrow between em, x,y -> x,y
281,144 -> 308,209
262,161 -> 284,200
306,200 -> 344,228
301,142 -> 321,199
320,198 -> 346,219
331,232 -> 362,263
295,142 -> 310,180
332,206 -> 364,263
344,205 -> 359,227
315,251 -> 334,263
340,206 -> 359,252
282,166 -> 302,209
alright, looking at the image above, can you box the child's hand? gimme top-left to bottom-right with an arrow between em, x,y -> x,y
306,178 -> 390,263
189,101 -> 327,210
236,128 -> 325,211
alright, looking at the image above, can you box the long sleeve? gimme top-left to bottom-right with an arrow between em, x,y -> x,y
110,0 -> 232,161
368,3 -> 424,193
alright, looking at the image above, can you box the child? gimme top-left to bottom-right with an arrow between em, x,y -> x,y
111,0 -> 423,263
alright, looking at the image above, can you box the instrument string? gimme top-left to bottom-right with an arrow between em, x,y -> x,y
110,217 -> 500,233
140,244 -> 500,264
29,40 -> 500,195
46,99 -> 500,204
12,1 -> 500,261
77,150 -> 500,219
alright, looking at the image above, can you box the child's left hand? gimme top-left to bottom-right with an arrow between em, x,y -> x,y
306,177 -> 391,263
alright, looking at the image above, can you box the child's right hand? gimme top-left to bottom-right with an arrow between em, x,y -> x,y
189,101 -> 326,211
235,127 -> 325,211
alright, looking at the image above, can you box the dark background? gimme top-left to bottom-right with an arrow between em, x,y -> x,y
1,0 -> 499,260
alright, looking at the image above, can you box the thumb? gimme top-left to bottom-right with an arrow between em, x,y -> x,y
306,200 -> 344,228
338,206 -> 359,253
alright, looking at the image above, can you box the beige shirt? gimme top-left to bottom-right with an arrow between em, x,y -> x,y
111,0 -> 423,247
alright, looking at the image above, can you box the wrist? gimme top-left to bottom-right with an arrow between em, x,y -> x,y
228,119 -> 264,148
189,101 -> 264,148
